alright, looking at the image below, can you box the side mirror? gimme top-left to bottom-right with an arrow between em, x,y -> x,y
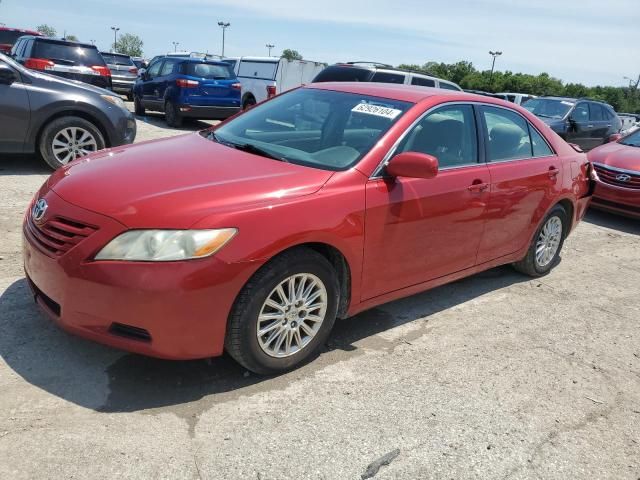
0,64 -> 17,85
608,133 -> 622,143
386,152 -> 439,179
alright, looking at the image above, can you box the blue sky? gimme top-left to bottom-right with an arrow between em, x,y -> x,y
2,0 -> 638,87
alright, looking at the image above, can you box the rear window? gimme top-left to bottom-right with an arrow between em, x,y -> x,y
33,40 -> 104,66
185,62 -> 234,79
411,76 -> 436,87
0,30 -> 26,45
438,82 -> 461,91
101,53 -> 134,66
313,65 -> 373,83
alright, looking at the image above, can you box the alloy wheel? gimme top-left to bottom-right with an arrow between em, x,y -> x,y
257,273 -> 328,358
51,127 -> 98,165
535,216 -> 563,268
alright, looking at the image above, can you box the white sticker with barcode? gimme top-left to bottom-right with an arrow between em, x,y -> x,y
351,103 -> 402,119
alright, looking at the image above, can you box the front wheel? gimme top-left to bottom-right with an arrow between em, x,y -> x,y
133,95 -> 145,115
225,248 -> 339,375
38,116 -> 105,170
513,205 -> 568,277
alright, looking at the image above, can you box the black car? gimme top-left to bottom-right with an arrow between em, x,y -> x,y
524,97 -> 622,151
11,36 -> 112,90
0,53 -> 136,169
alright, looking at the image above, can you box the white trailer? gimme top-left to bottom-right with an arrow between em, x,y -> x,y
223,56 -> 326,109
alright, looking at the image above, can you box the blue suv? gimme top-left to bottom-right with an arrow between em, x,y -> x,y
133,56 -> 241,127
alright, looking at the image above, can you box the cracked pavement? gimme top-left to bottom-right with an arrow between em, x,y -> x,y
1,108 -> 639,479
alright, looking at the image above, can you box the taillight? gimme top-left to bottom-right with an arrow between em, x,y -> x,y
176,78 -> 199,88
231,82 -> 242,90
129,67 -> 138,75
24,58 -> 54,71
266,85 -> 276,98
91,65 -> 111,77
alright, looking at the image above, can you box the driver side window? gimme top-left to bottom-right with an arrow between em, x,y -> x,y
396,104 -> 478,169
572,103 -> 589,123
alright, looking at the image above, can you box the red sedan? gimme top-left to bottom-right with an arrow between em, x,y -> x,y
23,83 -> 593,374
588,130 -> 640,218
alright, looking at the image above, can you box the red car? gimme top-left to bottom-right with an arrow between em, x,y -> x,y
0,27 -> 41,54
588,130 -> 640,218
22,83 -> 593,374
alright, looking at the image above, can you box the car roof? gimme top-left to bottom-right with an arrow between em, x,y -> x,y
306,81 -> 488,103
158,55 -> 229,65
21,36 -> 96,49
101,51 -> 131,57
537,96 -> 577,103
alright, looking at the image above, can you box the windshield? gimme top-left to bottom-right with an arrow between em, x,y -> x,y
210,88 -> 412,171
620,129 -> 640,147
101,53 -> 134,66
33,41 -> 104,66
524,98 -> 573,119
185,62 -> 234,79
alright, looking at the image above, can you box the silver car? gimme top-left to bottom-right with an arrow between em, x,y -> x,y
101,52 -> 138,100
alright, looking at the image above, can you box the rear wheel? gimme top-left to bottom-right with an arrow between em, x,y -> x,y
513,205 -> 568,277
242,95 -> 256,110
225,248 -> 339,375
133,95 -> 145,116
165,101 -> 183,128
38,116 -> 104,170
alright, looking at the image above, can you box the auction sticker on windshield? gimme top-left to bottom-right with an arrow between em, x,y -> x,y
352,103 -> 402,119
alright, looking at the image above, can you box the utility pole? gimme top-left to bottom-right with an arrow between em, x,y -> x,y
489,50 -> 503,88
172,41 -> 179,52
217,21 -> 230,57
624,75 -> 640,90
266,43 -> 275,56
90,39 -> 96,45
111,26 -> 120,52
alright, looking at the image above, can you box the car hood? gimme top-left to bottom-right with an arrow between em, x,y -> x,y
588,142 -> 640,172
28,69 -> 113,96
48,133 -> 335,228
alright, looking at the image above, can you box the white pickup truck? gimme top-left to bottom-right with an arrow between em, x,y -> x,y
223,56 -> 326,109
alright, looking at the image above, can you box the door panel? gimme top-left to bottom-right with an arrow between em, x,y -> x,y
567,103 -> 594,150
0,69 -> 30,153
362,166 -> 490,299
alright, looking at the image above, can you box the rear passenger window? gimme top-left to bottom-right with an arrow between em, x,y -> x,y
589,103 -> 604,121
396,104 -> 478,168
530,127 -> 554,157
482,106 -> 532,161
411,76 -> 436,87
159,60 -> 177,76
371,72 -> 405,84
438,82 -> 460,91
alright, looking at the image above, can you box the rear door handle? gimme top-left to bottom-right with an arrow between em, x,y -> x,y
468,182 -> 489,193
548,166 -> 560,179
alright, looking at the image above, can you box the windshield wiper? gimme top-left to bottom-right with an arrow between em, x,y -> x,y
205,132 -> 289,162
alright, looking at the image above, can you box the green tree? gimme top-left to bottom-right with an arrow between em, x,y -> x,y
281,49 -> 303,61
65,34 -> 79,42
36,24 -> 56,37
113,33 -> 144,57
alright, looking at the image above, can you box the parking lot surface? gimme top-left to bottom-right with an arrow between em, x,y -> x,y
1,109 -> 639,479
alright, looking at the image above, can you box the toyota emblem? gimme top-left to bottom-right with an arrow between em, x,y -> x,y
616,174 -> 631,183
32,199 -> 48,222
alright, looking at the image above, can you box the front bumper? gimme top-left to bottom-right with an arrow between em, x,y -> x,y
592,181 -> 640,218
22,190 -> 257,359
177,105 -> 241,120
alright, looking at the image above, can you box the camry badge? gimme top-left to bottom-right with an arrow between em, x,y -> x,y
615,174 -> 631,183
32,199 -> 48,222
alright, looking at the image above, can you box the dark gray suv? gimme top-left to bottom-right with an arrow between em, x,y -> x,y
0,53 -> 136,169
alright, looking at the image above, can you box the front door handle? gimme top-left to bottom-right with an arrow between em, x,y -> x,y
548,166 -> 560,179
468,182 -> 489,193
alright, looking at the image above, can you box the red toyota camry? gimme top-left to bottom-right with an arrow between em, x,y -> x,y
23,83 -> 593,374
588,129 -> 640,218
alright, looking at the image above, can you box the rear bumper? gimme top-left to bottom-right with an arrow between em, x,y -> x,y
111,79 -> 135,94
177,105 -> 241,120
592,181 -> 640,218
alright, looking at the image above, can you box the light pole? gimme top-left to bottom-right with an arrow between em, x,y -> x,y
172,41 -> 179,52
489,50 -> 502,87
217,21 -> 230,57
111,26 -> 120,52
266,43 -> 275,56
90,39 -> 96,45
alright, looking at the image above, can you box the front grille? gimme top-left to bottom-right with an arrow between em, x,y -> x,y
593,164 -> 640,190
109,323 -> 152,343
25,214 -> 98,258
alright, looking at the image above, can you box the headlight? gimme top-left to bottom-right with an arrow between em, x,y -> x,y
95,229 -> 237,261
101,94 -> 127,111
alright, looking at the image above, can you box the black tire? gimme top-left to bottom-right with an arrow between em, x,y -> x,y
513,205 -> 568,277
133,95 -> 145,116
225,248 -> 339,375
242,95 -> 256,110
38,116 -> 105,170
164,101 -> 183,128
126,92 -> 134,102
